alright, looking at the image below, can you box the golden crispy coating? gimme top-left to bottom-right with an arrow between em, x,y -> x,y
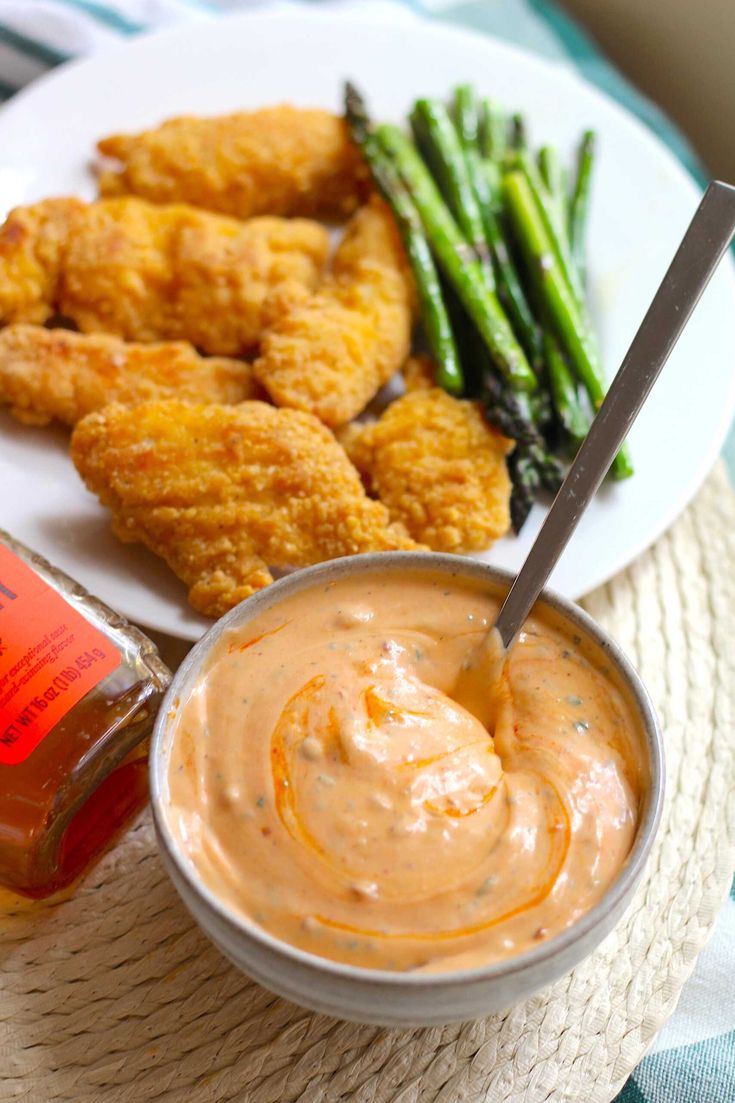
98,106 -> 369,220
0,324 -> 263,427
401,354 -> 437,392
71,400 -> 418,617
344,387 -> 513,552
253,198 -> 414,426
0,198 -> 329,355
0,198 -> 87,324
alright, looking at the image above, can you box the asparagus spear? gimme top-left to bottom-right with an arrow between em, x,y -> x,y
344,83 -> 464,395
483,375 -> 563,531
411,94 -> 543,368
538,145 -> 561,195
538,145 -> 570,236
515,149 -> 585,308
569,129 -> 595,283
457,315 -> 564,529
510,113 -> 528,153
434,99 -> 560,435
528,384 -> 554,431
472,160 -> 544,368
410,98 -> 495,287
532,439 -> 565,493
480,157 -> 503,213
504,169 -> 633,478
544,332 -> 590,445
506,437 -> 564,530
529,143 -> 601,443
508,447 -> 541,533
376,122 -> 537,393
480,364 -> 538,445
442,87 -> 545,368
479,98 -> 507,161
452,83 -> 480,152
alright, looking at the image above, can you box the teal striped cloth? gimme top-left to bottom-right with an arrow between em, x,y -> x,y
0,3 -> 732,1100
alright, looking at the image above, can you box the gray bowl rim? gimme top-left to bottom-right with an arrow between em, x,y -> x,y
150,551 -> 664,989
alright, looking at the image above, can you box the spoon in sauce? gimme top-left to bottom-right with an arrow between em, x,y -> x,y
456,180 -> 735,728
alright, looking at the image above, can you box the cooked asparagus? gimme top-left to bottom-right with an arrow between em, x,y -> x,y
410,98 -> 495,286
479,98 -> 507,161
544,332 -> 590,445
376,121 -> 537,392
511,113 -> 528,153
461,320 -> 563,530
504,169 -> 633,478
508,447 -> 541,532
452,83 -> 480,152
569,129 -> 595,283
538,145 -> 569,236
344,83 -> 464,395
515,149 -> 585,308
474,159 -> 544,367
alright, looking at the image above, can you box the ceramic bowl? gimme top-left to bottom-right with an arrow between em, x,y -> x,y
150,553 -> 664,1026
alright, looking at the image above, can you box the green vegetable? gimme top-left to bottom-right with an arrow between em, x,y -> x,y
544,332 -> 590,445
410,97 -> 495,288
478,98 -> 507,160
377,122 -> 537,392
456,315 -> 563,531
516,149 -> 585,308
569,129 -> 595,283
452,83 -> 480,152
344,83 -> 464,394
510,112 -> 528,153
504,169 -> 632,478
538,144 -> 570,236
474,159 -> 544,368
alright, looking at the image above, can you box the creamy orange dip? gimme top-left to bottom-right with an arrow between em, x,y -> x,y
165,571 -> 646,973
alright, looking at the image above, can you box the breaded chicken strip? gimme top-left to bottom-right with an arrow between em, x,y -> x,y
98,106 -> 369,220
253,197 -> 414,426
0,197 -> 329,355
0,324 -> 262,427
71,400 -> 418,618
343,387 -> 513,552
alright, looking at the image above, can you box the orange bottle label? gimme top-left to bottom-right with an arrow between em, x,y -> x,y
0,543 -> 121,765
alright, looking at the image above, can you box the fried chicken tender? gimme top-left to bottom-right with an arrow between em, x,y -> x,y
253,198 -> 414,426
0,197 -> 329,355
0,324 -> 263,427
344,387 -> 513,552
97,106 -> 369,220
71,400 -> 418,618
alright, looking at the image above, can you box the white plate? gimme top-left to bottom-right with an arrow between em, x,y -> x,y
1,9 -> 734,641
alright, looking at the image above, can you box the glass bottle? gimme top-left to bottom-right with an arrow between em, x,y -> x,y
0,530 -> 170,897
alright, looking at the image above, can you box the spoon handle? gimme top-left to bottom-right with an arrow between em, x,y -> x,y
495,180 -> 735,649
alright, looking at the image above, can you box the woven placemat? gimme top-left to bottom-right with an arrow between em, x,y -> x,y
2,462 -> 734,1103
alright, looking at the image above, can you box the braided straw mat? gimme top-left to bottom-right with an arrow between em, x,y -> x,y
2,461 -> 734,1103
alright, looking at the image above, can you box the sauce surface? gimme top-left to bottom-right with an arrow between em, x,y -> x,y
165,571 -> 646,972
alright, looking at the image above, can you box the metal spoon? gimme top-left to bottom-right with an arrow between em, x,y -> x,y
455,180 -> 735,727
